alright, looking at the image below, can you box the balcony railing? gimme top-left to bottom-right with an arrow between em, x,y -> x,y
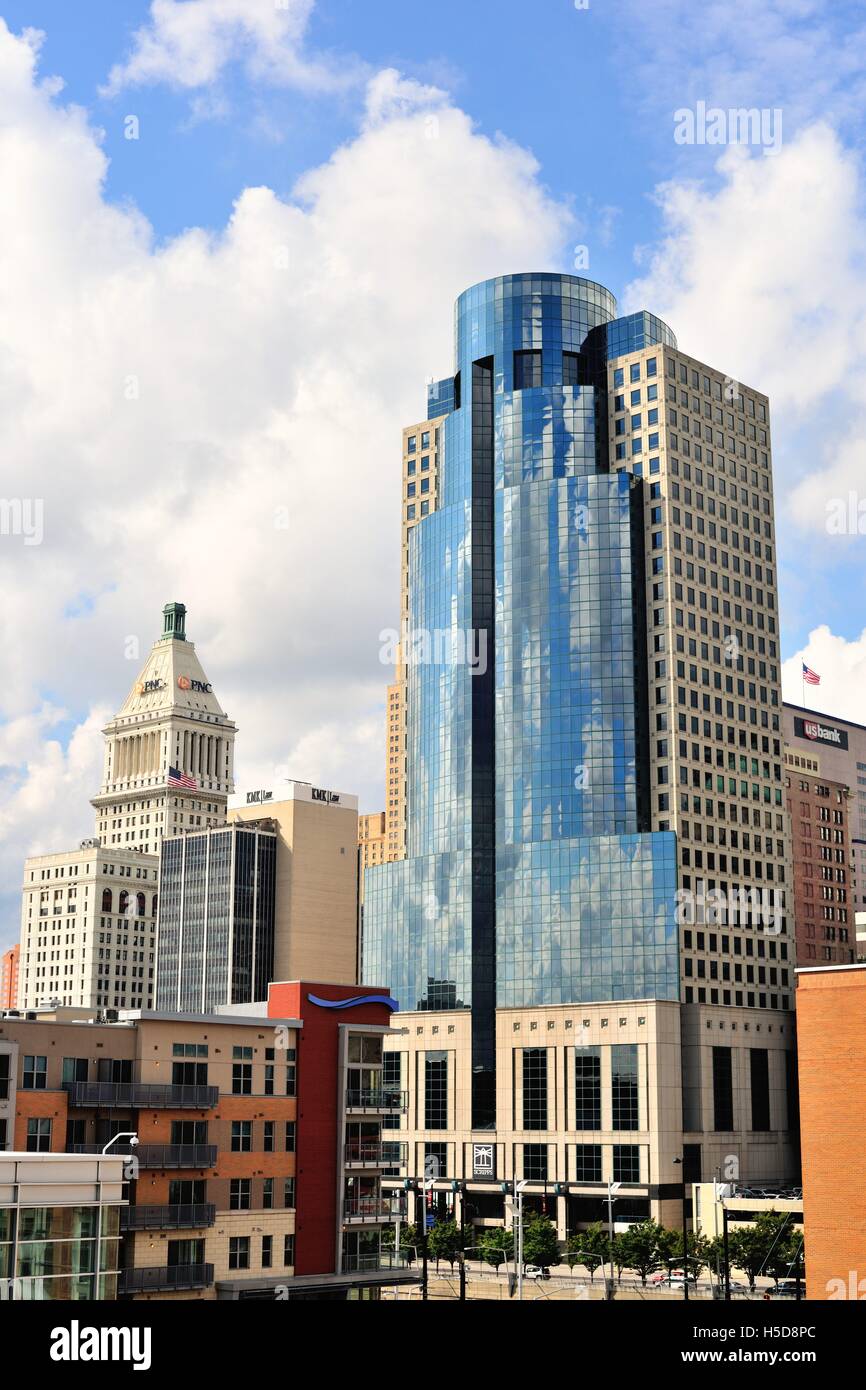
342,1250 -> 413,1273
70,1143 -> 217,1169
120,1263 -> 214,1294
342,1199 -> 395,1224
65,1081 -> 219,1109
120,1204 -> 216,1231
344,1142 -> 386,1167
345,1088 -> 407,1114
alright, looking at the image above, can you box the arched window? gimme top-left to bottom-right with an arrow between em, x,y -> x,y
118,890 -> 129,916
101,889 -> 112,912
152,894 -> 158,917
136,892 -> 146,916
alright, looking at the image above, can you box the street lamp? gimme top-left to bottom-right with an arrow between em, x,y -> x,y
514,1179 -> 530,1302
672,1157 -> 690,1302
403,1176 -> 436,1300
606,1180 -> 621,1300
101,1132 -> 138,1155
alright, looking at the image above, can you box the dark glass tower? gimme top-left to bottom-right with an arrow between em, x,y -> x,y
156,823 -> 276,1012
363,275 -> 680,1128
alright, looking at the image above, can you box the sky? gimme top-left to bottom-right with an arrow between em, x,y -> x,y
1,0 -> 866,951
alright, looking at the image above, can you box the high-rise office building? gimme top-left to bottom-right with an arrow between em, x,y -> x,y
785,767 -> 854,966
17,603 -> 234,1012
92,601 -> 236,852
229,781 -> 360,986
155,822 -> 277,1012
784,704 -> 866,958
363,273 -> 797,1234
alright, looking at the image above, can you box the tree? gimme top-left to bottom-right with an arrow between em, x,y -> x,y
478,1226 -> 514,1269
728,1212 -> 795,1290
393,1221 -> 419,1267
521,1211 -> 560,1269
616,1220 -> 666,1285
428,1218 -> 462,1271
566,1223 -> 609,1280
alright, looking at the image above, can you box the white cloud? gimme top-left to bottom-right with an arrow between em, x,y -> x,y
102,0 -> 357,97
782,626 -> 866,727
0,19 -> 572,949
623,124 -> 866,533
615,0 -> 866,135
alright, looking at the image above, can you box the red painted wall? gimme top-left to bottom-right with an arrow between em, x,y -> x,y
267,981 -> 394,1277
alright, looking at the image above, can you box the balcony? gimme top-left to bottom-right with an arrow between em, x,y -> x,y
65,1081 -> 219,1109
342,1199 -> 395,1225
70,1143 -> 217,1169
120,1204 -> 216,1232
345,1088 -> 407,1115
344,1141 -> 386,1168
120,1263 -> 214,1295
342,1250 -> 413,1274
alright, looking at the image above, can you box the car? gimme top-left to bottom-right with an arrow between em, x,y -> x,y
667,1272 -> 698,1290
773,1279 -> 802,1298
524,1265 -> 551,1279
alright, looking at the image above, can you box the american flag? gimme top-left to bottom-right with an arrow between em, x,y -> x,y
168,765 -> 198,790
802,663 -> 821,687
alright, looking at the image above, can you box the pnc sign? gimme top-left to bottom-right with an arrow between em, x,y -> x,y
177,676 -> 212,694
135,679 -> 165,696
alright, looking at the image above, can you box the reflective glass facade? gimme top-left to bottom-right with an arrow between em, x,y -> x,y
363,275 -> 680,1127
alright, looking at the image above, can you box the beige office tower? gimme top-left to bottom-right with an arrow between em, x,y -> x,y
91,602 -> 236,851
358,812 -> 386,873
605,342 -> 797,1190
229,782 -> 360,985
19,843 -> 159,1011
359,420 -> 445,869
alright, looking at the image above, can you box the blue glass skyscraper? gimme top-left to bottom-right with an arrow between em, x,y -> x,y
363,274 -> 680,1128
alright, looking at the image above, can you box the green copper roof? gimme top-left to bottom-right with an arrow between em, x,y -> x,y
161,602 -> 187,642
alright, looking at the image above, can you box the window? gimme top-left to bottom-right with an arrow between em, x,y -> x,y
231,1120 -> 252,1153
630,363 -> 641,382
263,1178 -> 274,1210
522,1048 -> 548,1130
262,1235 -> 273,1269
22,1056 -> 47,1090
523,1143 -> 548,1182
750,1049 -> 771,1132
230,1178 -> 251,1211
284,1234 -> 295,1268
284,1177 -> 296,1208
424,1051 -> 448,1130
229,1236 -> 250,1271
573,1144 -> 602,1182
285,1048 -> 297,1097
613,1145 -> 640,1183
0,1054 -> 9,1101
613,367 -> 624,387
62,1058 -> 88,1086
263,1120 -> 275,1153
713,1047 -> 734,1130
513,350 -> 542,390
27,1117 -> 51,1152
232,1046 -> 252,1095
285,1121 -> 296,1153
574,1048 -> 601,1129
612,1045 -> 639,1130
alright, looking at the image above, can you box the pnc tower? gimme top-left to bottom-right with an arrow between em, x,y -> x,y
91,602 -> 236,853
363,275 -> 797,1230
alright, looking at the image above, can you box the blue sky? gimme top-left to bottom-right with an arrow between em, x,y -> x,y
0,0 -> 865,951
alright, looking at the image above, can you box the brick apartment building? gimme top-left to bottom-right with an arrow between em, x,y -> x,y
785,769 -> 855,966
0,983 -> 415,1301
